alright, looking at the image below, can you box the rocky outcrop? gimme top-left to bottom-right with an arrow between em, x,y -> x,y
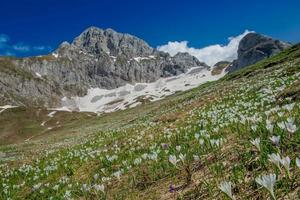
226,33 -> 291,72
0,27 -> 208,107
211,61 -> 230,75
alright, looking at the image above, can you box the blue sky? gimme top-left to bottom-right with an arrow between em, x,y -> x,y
0,0 -> 300,57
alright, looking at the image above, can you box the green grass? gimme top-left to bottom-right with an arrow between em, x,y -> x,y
0,45 -> 300,199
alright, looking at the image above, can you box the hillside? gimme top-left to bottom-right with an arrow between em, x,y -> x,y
0,44 -> 300,199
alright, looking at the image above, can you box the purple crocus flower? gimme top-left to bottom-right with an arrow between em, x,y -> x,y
169,184 -> 175,193
161,143 -> 169,150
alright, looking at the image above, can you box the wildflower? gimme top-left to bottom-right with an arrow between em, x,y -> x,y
33,183 -> 42,191
287,117 -> 295,124
277,112 -> 284,117
169,184 -> 175,193
280,156 -> 291,178
64,190 -> 72,199
179,153 -> 186,162
266,120 -> 274,133
169,155 -> 179,166
255,174 -> 276,200
134,158 -> 142,165
176,145 -> 181,152
161,143 -> 169,150
193,155 -> 200,161
285,121 -> 297,133
219,181 -> 235,200
113,170 -> 122,179
94,173 -> 99,180
251,125 -> 257,131
268,153 -> 281,170
250,138 -> 261,151
94,184 -> 105,193
277,122 -> 285,130
82,183 -> 90,191
210,139 -> 222,147
53,185 -> 59,191
199,139 -> 204,145
296,158 -> 300,168
269,136 -> 280,146
283,103 -> 295,111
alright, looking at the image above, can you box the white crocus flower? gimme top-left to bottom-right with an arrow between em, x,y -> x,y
93,173 -> 99,180
283,103 -> 295,111
280,156 -> 291,178
277,122 -> 285,130
250,138 -> 261,151
285,121 -> 297,133
219,181 -> 236,200
268,153 -> 281,170
33,183 -> 42,191
134,158 -> 142,165
179,153 -> 186,162
193,155 -> 200,161
296,158 -> 300,168
251,125 -> 257,131
277,112 -> 284,117
266,120 -> 274,133
269,136 -> 280,146
287,117 -> 295,124
255,174 -> 276,200
199,139 -> 204,145
94,184 -> 105,193
169,155 -> 179,166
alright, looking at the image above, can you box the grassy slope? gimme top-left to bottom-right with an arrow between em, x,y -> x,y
0,45 -> 300,199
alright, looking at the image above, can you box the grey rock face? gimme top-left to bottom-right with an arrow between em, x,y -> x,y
211,61 -> 230,75
72,27 -> 154,58
226,33 -> 291,72
0,27 -> 208,107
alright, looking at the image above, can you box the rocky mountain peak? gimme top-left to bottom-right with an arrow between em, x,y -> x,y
0,26 -> 210,107
173,52 -> 209,68
71,26 -> 154,58
226,32 -> 291,72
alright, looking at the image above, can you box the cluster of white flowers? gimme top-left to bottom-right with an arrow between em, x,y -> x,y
0,58 -> 299,199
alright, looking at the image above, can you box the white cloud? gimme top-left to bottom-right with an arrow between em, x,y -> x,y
33,46 -> 52,51
157,30 -> 253,66
0,34 -> 9,43
13,44 -> 30,52
0,51 -> 15,56
0,33 -> 52,56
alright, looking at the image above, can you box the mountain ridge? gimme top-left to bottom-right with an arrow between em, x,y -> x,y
0,28 -> 291,110
0,26 -> 209,107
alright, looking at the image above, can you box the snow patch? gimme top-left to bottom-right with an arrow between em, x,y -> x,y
41,121 -> 46,126
52,53 -> 59,58
54,67 -> 226,113
133,56 -> 155,62
35,72 -> 42,78
47,111 -> 57,118
0,105 -> 18,114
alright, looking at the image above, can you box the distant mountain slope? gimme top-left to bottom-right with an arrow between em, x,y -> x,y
226,32 -> 291,72
0,29 -> 290,109
0,27 -> 208,107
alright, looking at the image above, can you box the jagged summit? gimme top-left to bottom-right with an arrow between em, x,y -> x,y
71,26 -> 154,57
